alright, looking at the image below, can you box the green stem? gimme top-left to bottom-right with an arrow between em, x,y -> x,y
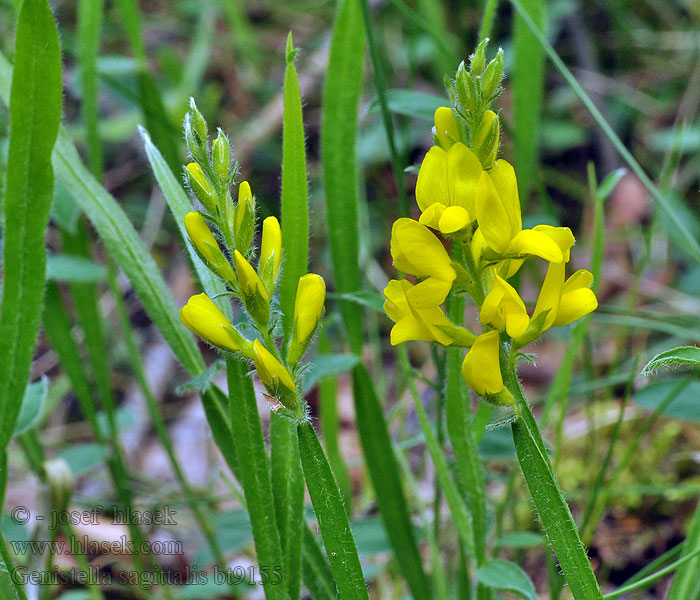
503,347 -> 602,600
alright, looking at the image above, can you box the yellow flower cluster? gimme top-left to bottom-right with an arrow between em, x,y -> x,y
384,105 -> 597,404
177,101 -> 325,415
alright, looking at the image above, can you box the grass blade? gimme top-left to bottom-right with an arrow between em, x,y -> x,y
297,419 -> 368,599
513,0 -> 545,204
279,32 -> 309,336
226,358 -> 285,600
398,350 -> 476,558
353,363 -> 432,599
508,0 -> 700,263
0,0 -> 61,449
77,0 -> 104,178
140,126 -> 227,307
0,528 -> 27,600
666,499 -> 700,600
321,0 -> 365,354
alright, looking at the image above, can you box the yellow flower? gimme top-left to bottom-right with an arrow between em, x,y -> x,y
383,279 -> 474,346
233,249 -> 270,325
184,212 -> 235,282
517,262 -> 598,345
390,218 -> 456,305
461,330 -> 503,395
480,273 -> 530,339
186,163 -> 217,213
416,142 -> 482,234
259,216 -> 282,292
234,181 -> 256,253
179,293 -> 251,355
253,339 -> 298,410
293,274 -> 326,344
475,160 -> 573,262
433,106 -> 459,149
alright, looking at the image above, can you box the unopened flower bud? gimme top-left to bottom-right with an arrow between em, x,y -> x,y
180,293 -> 253,357
44,458 -> 73,514
287,274 -> 326,365
234,181 -> 256,253
184,212 -> 235,283
259,216 -> 282,294
482,48 -> 504,100
473,110 -> 500,169
233,250 -> 270,325
253,339 -> 298,410
189,97 -> 208,147
455,61 -> 473,114
470,38 -> 489,77
186,163 -> 217,213
212,129 -> 231,188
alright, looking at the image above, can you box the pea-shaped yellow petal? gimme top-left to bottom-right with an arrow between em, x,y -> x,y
390,218 -> 456,284
461,330 -> 503,396
184,212 -> 235,281
253,339 -> 296,393
434,106 -> 459,148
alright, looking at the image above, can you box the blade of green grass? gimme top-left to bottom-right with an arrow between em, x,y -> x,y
0,0 -> 61,451
321,0 -> 365,354
359,0 -> 409,217
77,0 -> 104,178
479,0 -> 499,41
508,0 -> 700,263
139,126 -> 227,309
353,363 -> 432,599
603,546 -> 700,600
297,419 -> 368,600
318,331 -> 353,508
665,499 -> 700,600
513,0 -> 545,204
398,349 -> 476,558
226,357 -> 285,600
279,32 -> 309,337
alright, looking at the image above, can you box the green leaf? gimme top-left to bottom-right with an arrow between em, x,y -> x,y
0,0 -> 62,451
175,360 -> 226,395
513,0 -> 545,203
226,358 -> 285,600
13,378 -> 48,436
329,291 -> 385,312
302,354 -> 361,390
633,379 -> 700,422
353,364 -> 432,598
368,89 -> 448,121
279,31 -> 309,338
57,443 -> 108,475
270,413 -> 304,600
297,419 -> 368,600
140,126 -> 229,313
477,559 -> 537,600
642,346 -> 700,375
321,0 -> 365,354
301,525 -> 338,600
495,532 -> 545,549
46,254 -> 107,283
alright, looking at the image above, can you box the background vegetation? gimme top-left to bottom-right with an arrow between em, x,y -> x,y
1,0 -> 700,598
